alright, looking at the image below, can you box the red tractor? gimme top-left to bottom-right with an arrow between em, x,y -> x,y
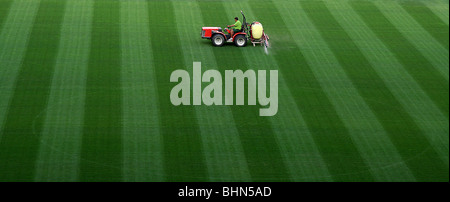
202,11 -> 269,48
202,26 -> 248,47
201,11 -> 249,47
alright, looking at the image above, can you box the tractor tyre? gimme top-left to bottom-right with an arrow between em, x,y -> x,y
234,35 -> 247,47
212,34 -> 225,47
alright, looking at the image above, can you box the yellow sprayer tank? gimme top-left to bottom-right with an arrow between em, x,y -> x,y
251,22 -> 263,40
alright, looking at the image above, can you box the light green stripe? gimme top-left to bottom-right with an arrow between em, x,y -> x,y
374,1 -> 449,80
225,1 -> 331,181
173,1 -> 251,181
0,0 -> 40,138
33,0 -> 92,182
120,0 -> 164,182
425,0 -> 449,25
326,0 -> 449,166
276,0 -> 415,181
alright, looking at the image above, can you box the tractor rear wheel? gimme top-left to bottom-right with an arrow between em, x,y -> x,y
212,34 -> 225,47
234,35 -> 247,47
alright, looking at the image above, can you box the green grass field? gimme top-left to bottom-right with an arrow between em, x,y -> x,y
0,0 -> 448,182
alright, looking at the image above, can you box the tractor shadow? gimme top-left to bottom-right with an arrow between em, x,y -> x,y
200,39 -> 241,48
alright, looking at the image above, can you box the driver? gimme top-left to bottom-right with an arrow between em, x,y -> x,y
227,17 -> 242,36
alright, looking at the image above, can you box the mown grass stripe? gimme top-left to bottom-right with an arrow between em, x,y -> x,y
0,0 -> 40,141
0,0 -> 13,31
34,0 -> 93,182
198,0 -> 291,182
301,0 -> 448,181
120,0 -> 164,182
401,1 -> 448,50
80,0 -> 122,182
424,0 -> 449,25
225,1 -> 332,181
326,0 -> 448,169
373,1 -> 449,81
0,0 -> 66,182
354,0 -> 449,119
276,0 -> 415,181
173,1 -> 251,181
360,2 -> 449,117
148,1 -> 208,181
249,0 -> 374,182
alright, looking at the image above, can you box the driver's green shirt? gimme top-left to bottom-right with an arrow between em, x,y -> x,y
233,20 -> 242,30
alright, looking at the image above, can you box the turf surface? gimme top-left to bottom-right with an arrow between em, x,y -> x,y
0,0 -> 448,182
80,0 -> 122,182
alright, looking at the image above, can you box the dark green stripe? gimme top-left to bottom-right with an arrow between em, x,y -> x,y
401,1 -> 449,50
250,0 -> 374,182
148,1 -> 208,182
0,0 -> 13,31
0,0 -> 66,182
80,0 -> 122,182
351,1 -> 448,117
302,0 -> 448,181
198,0 -> 291,182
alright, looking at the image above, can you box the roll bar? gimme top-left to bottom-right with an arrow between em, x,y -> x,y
241,10 -> 248,33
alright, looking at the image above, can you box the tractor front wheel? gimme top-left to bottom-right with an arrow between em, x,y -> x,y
212,34 -> 225,47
